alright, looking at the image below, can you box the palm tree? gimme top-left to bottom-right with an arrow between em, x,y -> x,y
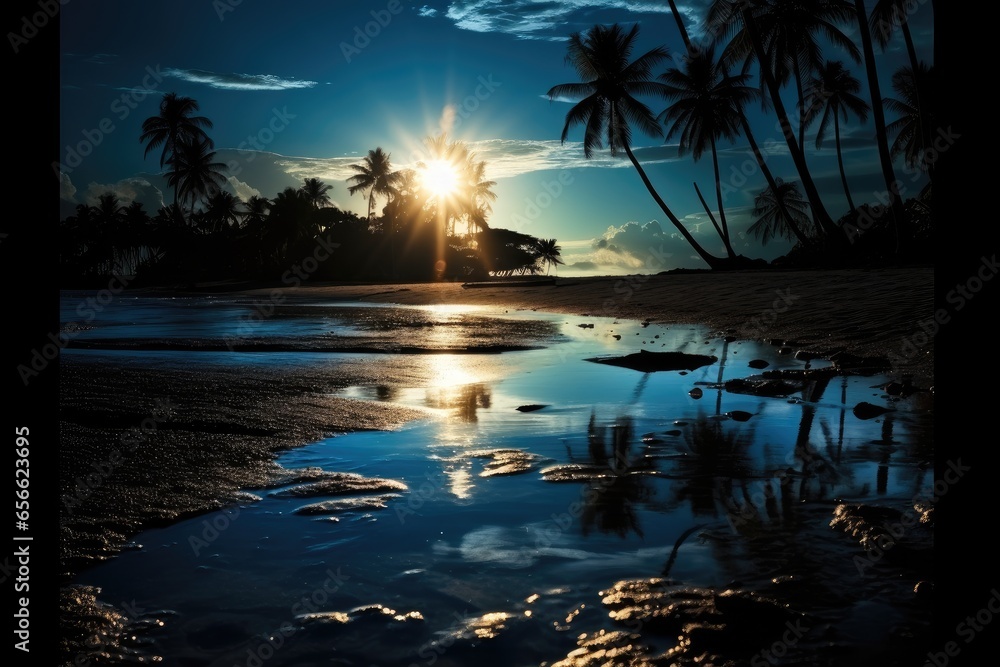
869,0 -> 928,171
748,178 -> 813,245
457,152 -> 497,237
347,147 -> 402,222
805,61 -> 870,213
659,47 -> 758,258
299,178 -> 333,209
547,23 -> 728,269
204,190 -> 243,233
140,93 -> 214,207
167,137 -> 228,219
665,4 -> 811,247
852,0 -> 905,251
884,63 -> 935,182
534,238 -> 564,275
736,0 -> 860,151
706,1 -> 844,241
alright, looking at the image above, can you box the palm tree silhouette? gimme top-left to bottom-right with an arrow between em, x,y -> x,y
659,47 -> 758,258
884,63 -> 935,182
299,178 -> 333,210
140,93 -> 214,207
547,23 -> 728,269
852,0 -> 905,251
458,155 -> 497,237
706,1 -> 844,241
534,238 -> 564,275
167,137 -> 227,220
347,147 -> 401,222
805,61 -> 870,213
748,178 -> 813,245
665,5 -> 811,247
869,0 -> 928,171
204,190 -> 243,233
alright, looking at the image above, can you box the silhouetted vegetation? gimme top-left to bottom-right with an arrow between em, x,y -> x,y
61,102 -> 557,286
550,2 -> 935,268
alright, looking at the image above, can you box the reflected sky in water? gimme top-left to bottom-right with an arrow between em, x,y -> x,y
64,294 -> 934,666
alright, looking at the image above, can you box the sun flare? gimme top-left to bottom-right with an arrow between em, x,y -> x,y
419,159 -> 460,198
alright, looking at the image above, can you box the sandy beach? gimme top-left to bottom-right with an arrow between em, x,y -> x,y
243,266 -> 935,383
59,266 -> 936,665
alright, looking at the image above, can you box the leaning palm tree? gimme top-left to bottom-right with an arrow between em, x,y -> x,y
706,1 -> 844,241
548,23 -> 727,269
659,47 -> 758,258
805,61 -> 870,213
665,4 -> 810,247
534,238 -> 564,275
167,137 -> 228,220
140,93 -> 214,207
347,147 -> 402,222
299,177 -> 333,209
884,63 -> 935,182
748,178 -> 813,245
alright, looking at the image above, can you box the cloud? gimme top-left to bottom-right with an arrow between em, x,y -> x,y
59,172 -> 77,201
225,175 -> 261,202
163,68 -> 318,91
443,0 -> 680,40
82,177 -> 166,212
418,5 -> 439,16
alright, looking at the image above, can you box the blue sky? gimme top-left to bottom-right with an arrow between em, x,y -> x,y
58,0 -> 933,274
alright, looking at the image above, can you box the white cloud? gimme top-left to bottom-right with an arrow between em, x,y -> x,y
418,5 -> 439,16
225,175 -> 261,202
444,0 -> 689,40
164,68 -> 318,91
59,172 -> 77,201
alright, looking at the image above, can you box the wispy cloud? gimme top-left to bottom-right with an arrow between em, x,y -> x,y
443,0 -> 683,40
418,5 -> 439,16
164,68 -> 318,91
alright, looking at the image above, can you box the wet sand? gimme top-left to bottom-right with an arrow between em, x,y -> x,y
240,267 -> 934,384
60,267 -> 934,663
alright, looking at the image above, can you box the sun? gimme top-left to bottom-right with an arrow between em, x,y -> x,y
419,159 -> 460,198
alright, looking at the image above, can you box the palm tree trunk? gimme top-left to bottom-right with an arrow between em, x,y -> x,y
368,185 -> 376,222
622,143 -> 727,269
694,181 -> 726,244
739,114 -> 811,245
834,114 -> 857,212
738,5 -> 841,241
794,64 -> 807,157
710,138 -> 736,257
854,0 -> 905,253
667,0 -> 692,52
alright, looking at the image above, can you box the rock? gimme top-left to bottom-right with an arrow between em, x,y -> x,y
748,359 -> 769,369
724,335 -> 738,343
726,376 -> 800,397
778,346 -> 793,355
852,402 -> 893,420
612,334 -> 621,340
578,323 -> 594,329
516,404 -> 547,412
586,350 -> 717,372
688,388 -> 703,399
726,410 -> 753,422
663,429 -> 682,436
